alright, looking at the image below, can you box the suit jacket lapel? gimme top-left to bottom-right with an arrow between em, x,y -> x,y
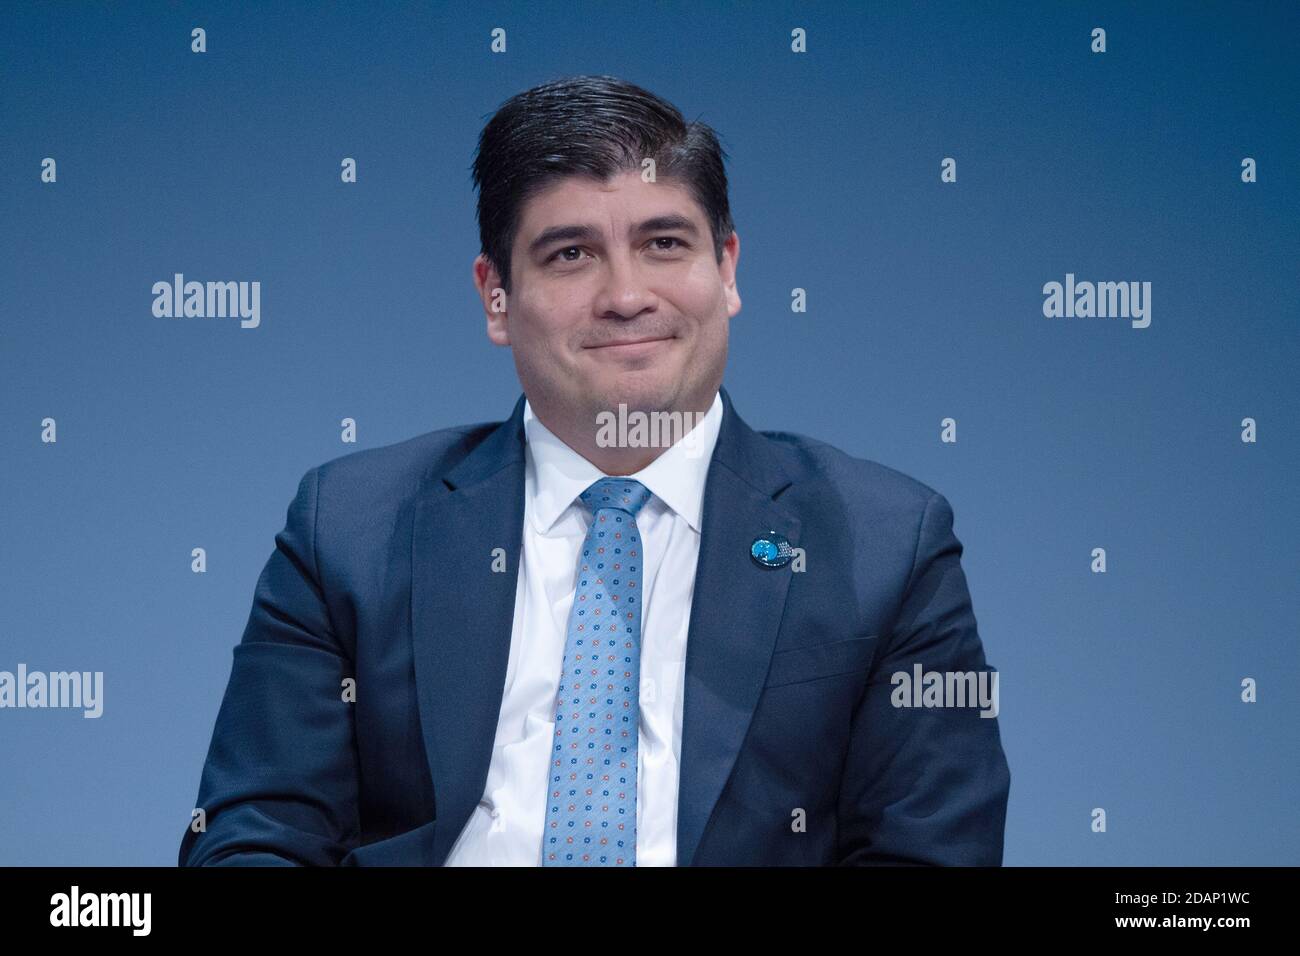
675,386 -> 800,865
409,387 -> 799,867
412,394 -> 528,866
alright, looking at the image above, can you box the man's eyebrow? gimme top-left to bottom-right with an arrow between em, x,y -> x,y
634,214 -> 700,237
527,215 -> 701,257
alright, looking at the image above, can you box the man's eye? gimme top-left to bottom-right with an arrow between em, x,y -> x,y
548,239 -> 682,264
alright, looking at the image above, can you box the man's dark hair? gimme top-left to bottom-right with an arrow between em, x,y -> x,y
471,74 -> 734,295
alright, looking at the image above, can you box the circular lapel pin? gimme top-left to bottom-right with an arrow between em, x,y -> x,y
750,531 -> 793,568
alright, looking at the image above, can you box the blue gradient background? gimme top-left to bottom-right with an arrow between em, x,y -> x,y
2,1 -> 1296,866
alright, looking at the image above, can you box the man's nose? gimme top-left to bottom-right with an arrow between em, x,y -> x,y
593,248 -> 657,318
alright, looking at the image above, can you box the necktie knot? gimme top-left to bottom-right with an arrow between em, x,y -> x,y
579,477 -> 653,518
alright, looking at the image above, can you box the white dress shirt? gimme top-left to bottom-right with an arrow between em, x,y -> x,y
443,390 -> 723,866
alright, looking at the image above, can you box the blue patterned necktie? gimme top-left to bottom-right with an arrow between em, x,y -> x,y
542,477 -> 655,866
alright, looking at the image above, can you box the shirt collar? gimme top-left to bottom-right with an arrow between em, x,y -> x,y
524,391 -> 723,535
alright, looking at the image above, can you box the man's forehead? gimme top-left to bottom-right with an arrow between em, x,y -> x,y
517,172 -> 704,234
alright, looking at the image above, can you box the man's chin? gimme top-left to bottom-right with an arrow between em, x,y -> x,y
587,377 -> 679,417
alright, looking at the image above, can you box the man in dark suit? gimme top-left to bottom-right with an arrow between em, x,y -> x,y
179,74 -> 1009,867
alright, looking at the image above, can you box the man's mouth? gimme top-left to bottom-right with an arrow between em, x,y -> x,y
584,335 -> 674,350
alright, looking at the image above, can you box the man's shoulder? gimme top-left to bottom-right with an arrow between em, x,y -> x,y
303,417 -> 506,508
755,427 -> 943,513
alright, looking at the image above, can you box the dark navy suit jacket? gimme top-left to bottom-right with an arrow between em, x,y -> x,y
179,386 -> 1009,866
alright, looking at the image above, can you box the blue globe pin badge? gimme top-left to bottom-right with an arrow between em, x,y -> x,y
750,531 -> 794,568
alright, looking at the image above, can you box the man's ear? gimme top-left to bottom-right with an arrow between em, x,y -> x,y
474,253 -> 510,346
721,231 -> 742,318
